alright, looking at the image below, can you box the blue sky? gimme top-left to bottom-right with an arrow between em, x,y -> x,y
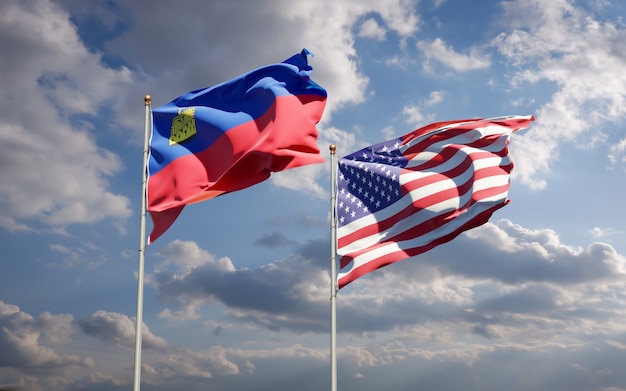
1,0 -> 626,390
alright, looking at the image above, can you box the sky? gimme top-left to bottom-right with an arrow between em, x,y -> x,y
1,0 -> 626,390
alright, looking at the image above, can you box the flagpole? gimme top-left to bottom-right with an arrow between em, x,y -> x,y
329,144 -> 338,391
133,95 -> 151,391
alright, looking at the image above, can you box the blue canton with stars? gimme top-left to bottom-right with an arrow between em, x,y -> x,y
337,138 -> 409,228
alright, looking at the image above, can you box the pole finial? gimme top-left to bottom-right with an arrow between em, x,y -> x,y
329,144 -> 336,154
144,95 -> 151,105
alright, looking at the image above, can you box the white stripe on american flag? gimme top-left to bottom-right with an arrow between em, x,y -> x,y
336,115 -> 533,288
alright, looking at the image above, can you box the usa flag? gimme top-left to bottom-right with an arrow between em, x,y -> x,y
336,115 -> 534,289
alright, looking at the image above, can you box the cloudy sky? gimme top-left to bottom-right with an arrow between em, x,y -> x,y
2,0 -> 626,390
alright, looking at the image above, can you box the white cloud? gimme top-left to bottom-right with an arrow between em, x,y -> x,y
0,0 -> 133,231
608,135 -> 626,169
270,164 -> 328,199
154,239 -> 236,274
493,0 -> 626,188
37,312 -> 75,344
319,125 -> 359,158
381,125 -> 397,140
400,90 -> 444,128
358,18 -> 387,41
590,226 -> 625,239
78,310 -> 169,352
0,301 -> 92,390
426,90 -> 444,106
417,38 -> 491,72
269,0 -> 419,112
402,104 -> 433,126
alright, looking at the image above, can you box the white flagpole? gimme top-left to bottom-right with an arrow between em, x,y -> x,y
133,95 -> 151,391
329,145 -> 338,391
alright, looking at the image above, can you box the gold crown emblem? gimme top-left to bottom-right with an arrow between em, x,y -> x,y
169,107 -> 197,145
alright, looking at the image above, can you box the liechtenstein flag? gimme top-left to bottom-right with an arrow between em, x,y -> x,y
147,49 -> 327,244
